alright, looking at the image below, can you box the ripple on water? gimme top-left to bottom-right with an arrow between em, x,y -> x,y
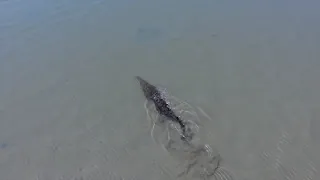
142,85 -> 235,180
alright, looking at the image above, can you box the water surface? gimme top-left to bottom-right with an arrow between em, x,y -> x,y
1,0 -> 320,179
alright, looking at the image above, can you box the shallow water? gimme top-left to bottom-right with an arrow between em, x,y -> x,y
1,0 -> 320,179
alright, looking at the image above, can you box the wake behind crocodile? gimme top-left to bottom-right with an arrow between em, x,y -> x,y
136,76 -> 234,180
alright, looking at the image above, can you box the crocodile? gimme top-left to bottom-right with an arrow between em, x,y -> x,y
136,76 -> 190,141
